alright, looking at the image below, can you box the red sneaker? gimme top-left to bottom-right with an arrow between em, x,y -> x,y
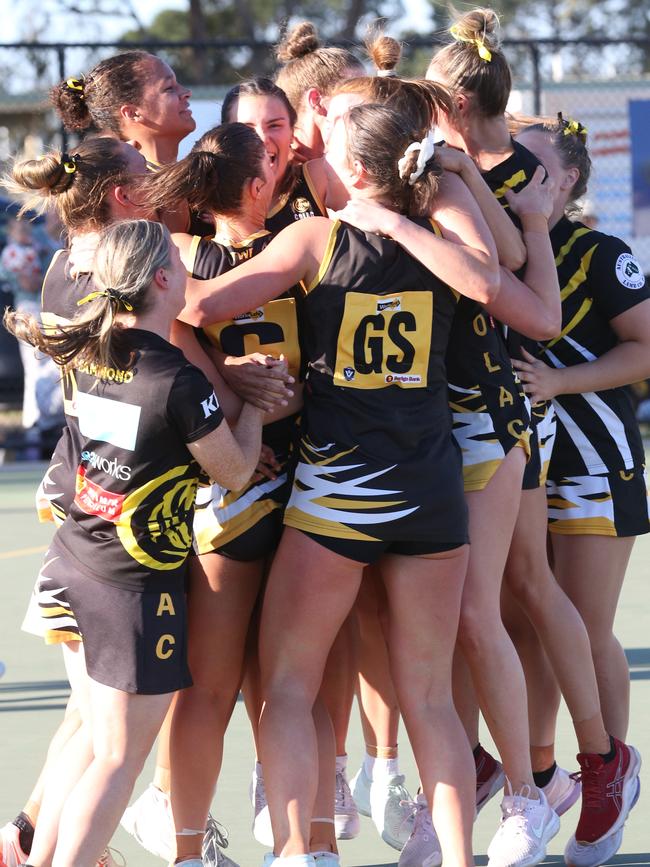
475,745 -> 505,814
573,738 -> 641,845
0,821 -> 28,867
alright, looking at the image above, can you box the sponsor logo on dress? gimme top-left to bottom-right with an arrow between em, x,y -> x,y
76,391 -> 141,451
615,253 -> 645,290
201,391 -> 220,419
292,196 -> 313,217
385,374 -> 422,384
233,308 -> 265,323
343,367 -> 356,381
376,297 -> 401,313
81,449 -> 132,480
74,466 -> 125,521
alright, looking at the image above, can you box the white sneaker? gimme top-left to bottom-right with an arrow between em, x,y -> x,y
349,765 -> 372,817
563,775 -> 640,867
312,853 -> 341,866
262,856 -> 316,866
334,769 -> 360,839
487,788 -> 560,867
251,767 -> 275,847
203,814 -> 240,867
120,782 -> 174,861
541,766 -> 581,816
398,794 -> 442,867
369,773 -> 415,851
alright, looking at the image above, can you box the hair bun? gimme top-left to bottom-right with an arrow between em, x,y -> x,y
367,34 -> 402,75
450,7 -> 500,50
276,21 -> 320,62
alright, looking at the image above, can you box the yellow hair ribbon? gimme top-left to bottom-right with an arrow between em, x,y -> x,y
66,77 -> 84,92
450,24 -> 492,62
62,159 -> 77,175
77,289 -> 134,311
563,119 -> 587,139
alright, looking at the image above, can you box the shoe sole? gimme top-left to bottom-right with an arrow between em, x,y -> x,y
335,814 -> 361,839
381,829 -> 408,851
564,774 -> 642,867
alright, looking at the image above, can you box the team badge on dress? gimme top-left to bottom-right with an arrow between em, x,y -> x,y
615,253 -> 645,290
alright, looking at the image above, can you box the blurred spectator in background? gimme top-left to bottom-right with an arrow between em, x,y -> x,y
1,217 -> 64,456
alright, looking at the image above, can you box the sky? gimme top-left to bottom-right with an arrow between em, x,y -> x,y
0,0 -> 433,43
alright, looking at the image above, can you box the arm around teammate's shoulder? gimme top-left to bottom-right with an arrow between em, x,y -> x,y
179,218 -> 332,327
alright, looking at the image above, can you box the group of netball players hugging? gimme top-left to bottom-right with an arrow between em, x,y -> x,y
1,6 -> 647,867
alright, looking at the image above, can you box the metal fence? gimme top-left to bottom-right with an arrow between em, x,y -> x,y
0,36 -> 649,269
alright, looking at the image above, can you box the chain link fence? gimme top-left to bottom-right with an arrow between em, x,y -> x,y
0,36 -> 649,272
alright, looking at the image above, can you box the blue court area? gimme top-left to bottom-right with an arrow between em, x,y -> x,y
0,463 -> 648,866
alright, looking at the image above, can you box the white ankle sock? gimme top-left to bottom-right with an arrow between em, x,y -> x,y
335,754 -> 347,773
364,753 -> 399,779
255,760 -> 264,779
274,855 -> 315,865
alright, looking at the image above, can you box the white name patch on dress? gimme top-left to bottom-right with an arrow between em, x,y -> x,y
77,391 -> 142,451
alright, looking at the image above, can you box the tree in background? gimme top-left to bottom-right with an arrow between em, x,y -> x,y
120,0 -> 403,83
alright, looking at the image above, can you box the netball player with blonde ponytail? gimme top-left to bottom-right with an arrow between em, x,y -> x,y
4,219 -> 264,867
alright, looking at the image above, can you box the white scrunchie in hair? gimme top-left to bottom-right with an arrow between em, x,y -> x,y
376,68 -> 397,77
397,129 -> 436,186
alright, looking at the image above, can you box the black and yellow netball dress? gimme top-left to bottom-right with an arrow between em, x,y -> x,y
538,217 -> 650,536
482,139 -> 555,488
29,329 -> 224,693
35,249 -> 96,524
265,163 -> 326,234
284,219 -> 468,563
188,231 -> 302,560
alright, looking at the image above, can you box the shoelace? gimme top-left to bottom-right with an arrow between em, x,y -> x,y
204,814 -> 230,850
335,771 -> 354,809
254,773 -> 267,811
570,764 -> 606,811
400,798 -> 432,835
498,783 -> 539,837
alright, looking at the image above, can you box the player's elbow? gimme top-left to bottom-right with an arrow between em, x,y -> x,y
474,271 -> 501,305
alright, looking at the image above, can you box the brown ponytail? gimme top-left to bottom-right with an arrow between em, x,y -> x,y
4,137 -> 134,232
4,220 -> 171,375
51,50 -> 156,134
131,123 -> 267,217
